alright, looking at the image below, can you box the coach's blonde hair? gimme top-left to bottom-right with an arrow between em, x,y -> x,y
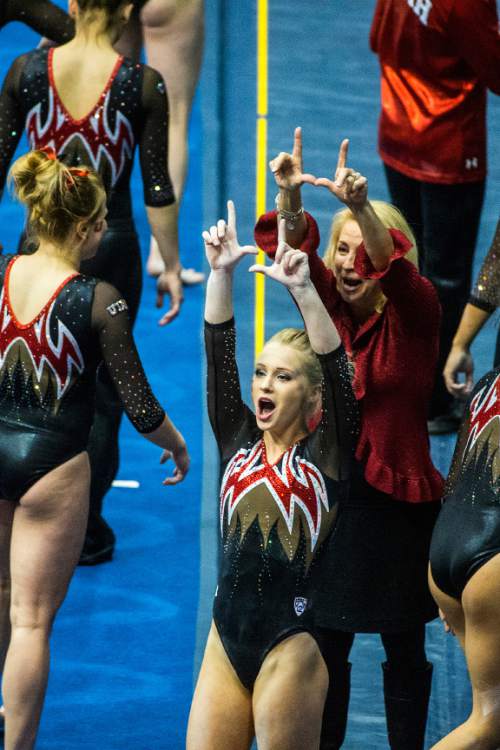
323,201 -> 419,314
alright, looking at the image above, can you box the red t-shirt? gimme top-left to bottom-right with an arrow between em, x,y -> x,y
255,211 -> 445,503
370,0 -> 500,184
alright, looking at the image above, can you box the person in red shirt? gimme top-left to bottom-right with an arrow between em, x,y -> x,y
254,129 -> 444,750
370,0 -> 500,434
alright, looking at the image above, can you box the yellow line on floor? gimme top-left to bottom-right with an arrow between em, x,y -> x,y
254,0 -> 268,358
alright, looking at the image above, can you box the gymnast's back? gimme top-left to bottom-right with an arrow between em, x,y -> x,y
0,254 -> 99,437
0,254 -> 164,500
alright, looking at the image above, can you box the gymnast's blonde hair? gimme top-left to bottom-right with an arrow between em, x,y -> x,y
9,149 -> 106,246
265,328 -> 323,389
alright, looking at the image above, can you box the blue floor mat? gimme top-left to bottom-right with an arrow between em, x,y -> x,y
0,0 -> 499,747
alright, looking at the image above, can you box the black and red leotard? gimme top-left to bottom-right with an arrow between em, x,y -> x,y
205,318 -> 359,689
0,47 -> 174,519
430,220 -> 500,598
0,45 -> 174,324
0,254 -> 165,502
0,47 -> 174,219
430,368 -> 500,598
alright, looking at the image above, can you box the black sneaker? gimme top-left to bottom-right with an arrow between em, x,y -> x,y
78,516 -> 115,566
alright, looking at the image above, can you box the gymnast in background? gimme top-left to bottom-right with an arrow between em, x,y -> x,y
0,0 -> 183,565
0,149 -> 188,750
429,221 -> 500,750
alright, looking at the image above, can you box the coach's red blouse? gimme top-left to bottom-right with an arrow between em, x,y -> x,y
370,0 -> 500,184
255,211 -> 444,503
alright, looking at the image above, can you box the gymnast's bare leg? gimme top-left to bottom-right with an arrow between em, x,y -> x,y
187,623 -> 328,750
117,0 -> 205,283
429,557 -> 500,750
1,453 -> 89,750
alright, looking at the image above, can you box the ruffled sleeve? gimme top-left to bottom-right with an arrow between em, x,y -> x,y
254,210 -> 339,316
353,229 -> 412,278
354,228 -> 440,335
254,209 -> 321,258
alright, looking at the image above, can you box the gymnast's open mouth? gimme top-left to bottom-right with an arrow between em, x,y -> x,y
257,397 -> 276,421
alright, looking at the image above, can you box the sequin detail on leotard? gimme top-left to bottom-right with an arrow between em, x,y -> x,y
26,50 -> 133,189
463,372 -> 500,489
0,256 -> 165,437
0,0 -> 74,41
221,439 -> 331,569
206,317 -> 359,688
0,49 -> 174,210
470,219 -> 500,314
0,259 -> 83,412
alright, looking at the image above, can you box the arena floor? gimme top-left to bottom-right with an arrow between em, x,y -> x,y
0,1 -> 498,747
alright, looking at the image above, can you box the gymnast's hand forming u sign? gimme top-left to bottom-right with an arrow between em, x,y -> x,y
249,218 -> 311,292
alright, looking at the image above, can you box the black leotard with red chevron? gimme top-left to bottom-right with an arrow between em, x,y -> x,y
205,318 -> 359,689
430,366 -> 500,598
0,255 -> 165,502
0,47 -> 174,218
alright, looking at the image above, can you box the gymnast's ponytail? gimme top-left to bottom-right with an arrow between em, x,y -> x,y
9,149 -> 106,245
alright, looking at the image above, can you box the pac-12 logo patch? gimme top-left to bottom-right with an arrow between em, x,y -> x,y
294,597 -> 308,616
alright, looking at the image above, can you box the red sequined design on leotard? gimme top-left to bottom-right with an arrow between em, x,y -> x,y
0,260 -> 84,410
25,49 -> 134,188
220,438 -> 332,566
465,373 -> 500,472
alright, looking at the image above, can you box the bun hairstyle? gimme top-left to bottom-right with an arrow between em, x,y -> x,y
9,149 -> 106,246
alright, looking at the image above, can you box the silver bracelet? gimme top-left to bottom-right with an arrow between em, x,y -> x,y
275,192 -> 304,230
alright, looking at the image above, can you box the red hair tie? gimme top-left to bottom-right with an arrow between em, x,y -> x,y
65,167 -> 90,190
39,145 -> 57,161
70,168 -> 90,178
